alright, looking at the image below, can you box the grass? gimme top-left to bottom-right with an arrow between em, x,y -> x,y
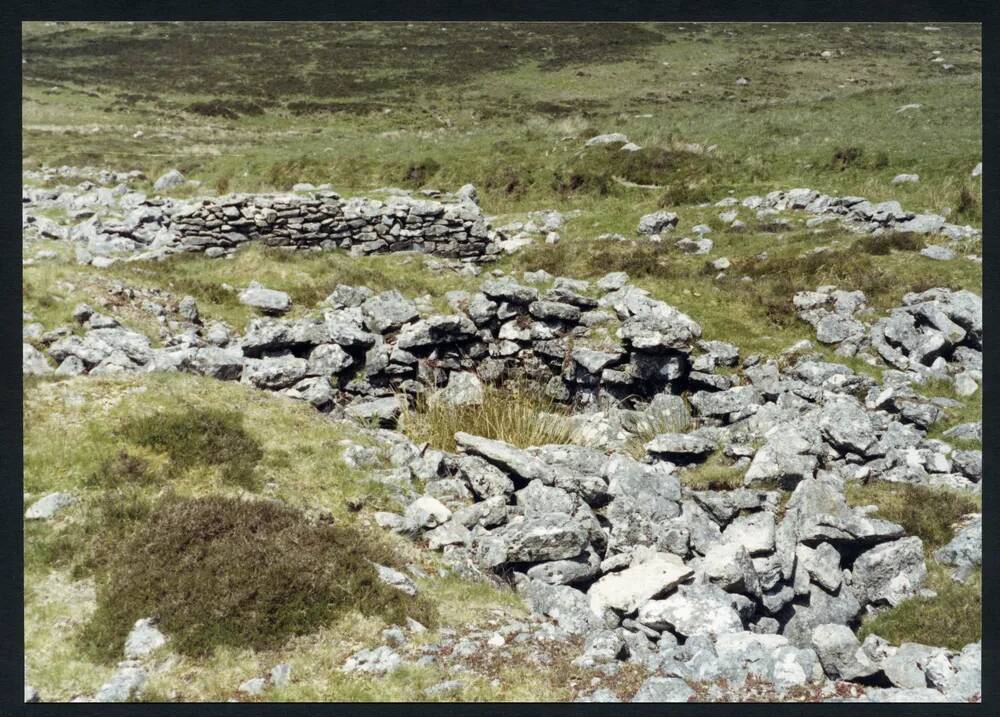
845,482 -> 980,550
22,22 -> 982,359
23,372 -> 537,700
79,493 -> 437,660
399,384 -> 576,452
858,563 -> 981,651
847,481 -> 981,649
22,22 -> 982,215
678,451 -> 747,490
921,381 -> 982,450
104,247 -> 477,331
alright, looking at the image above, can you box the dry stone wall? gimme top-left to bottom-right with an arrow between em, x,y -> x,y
169,192 -> 501,261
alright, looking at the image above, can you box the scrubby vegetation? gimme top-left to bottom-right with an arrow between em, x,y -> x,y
119,406 -> 264,488
678,451 -> 747,490
551,143 -> 727,197
80,494 -> 436,660
847,482 -> 981,650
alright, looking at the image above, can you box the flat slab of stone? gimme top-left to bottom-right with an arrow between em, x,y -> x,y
588,553 -> 693,616
645,432 -> 716,458
239,282 -> 291,315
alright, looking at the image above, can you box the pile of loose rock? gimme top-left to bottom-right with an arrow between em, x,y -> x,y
794,286 -> 982,397
353,410 -> 979,700
736,188 -> 980,241
628,187 -> 981,255
22,164 -> 146,186
24,269 -> 982,499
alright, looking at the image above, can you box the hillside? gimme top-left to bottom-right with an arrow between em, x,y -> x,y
22,21 -> 982,703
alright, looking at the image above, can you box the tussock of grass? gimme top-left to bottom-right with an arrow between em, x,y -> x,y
121,406 -> 263,488
186,99 -> 263,120
679,451 -> 746,490
621,407 -> 693,460
955,184 -> 981,224
852,232 -> 924,255
81,494 -> 436,660
844,482 -> 980,551
401,157 -> 442,186
399,385 -> 575,452
829,146 -> 888,172
83,450 -> 157,489
858,563 -> 981,651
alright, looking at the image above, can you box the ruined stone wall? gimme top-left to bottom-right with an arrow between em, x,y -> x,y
168,192 -> 501,261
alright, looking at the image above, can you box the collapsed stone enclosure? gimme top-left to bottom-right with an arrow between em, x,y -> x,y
22,170 -> 982,703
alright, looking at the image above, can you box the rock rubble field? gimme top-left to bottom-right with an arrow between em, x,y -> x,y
23,169 -> 982,703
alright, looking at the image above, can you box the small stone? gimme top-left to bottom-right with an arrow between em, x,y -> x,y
637,211 -> 678,235
22,344 -> 53,375
920,245 -> 955,261
25,492 -> 76,520
341,645 -> 403,675
123,618 -> 166,659
238,677 -> 267,696
372,563 -> 419,596
382,627 -> 407,647
270,663 -> 292,688
95,662 -> 147,702
632,676 -> 695,702
178,296 -> 200,323
404,496 -> 452,530
425,680 -> 463,698
585,133 -> 630,146
588,553 -> 693,616
432,372 -> 485,407
153,169 -> 185,191
811,624 -> 879,681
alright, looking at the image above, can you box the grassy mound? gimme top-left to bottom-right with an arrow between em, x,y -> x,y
515,239 -> 685,281
81,494 -> 435,660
